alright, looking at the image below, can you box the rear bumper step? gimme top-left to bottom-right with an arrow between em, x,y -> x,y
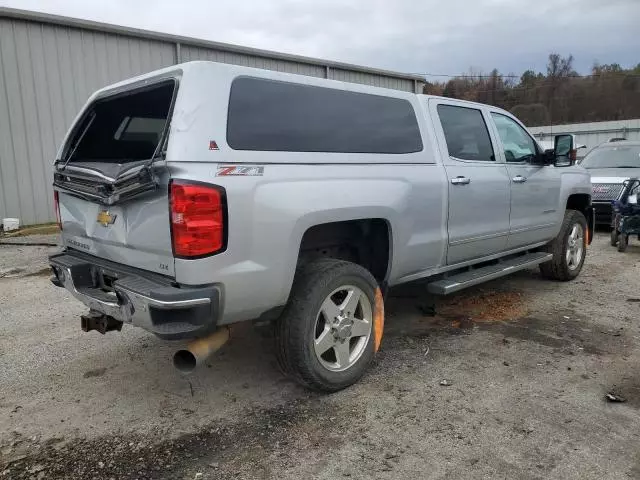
49,251 -> 221,340
427,251 -> 553,295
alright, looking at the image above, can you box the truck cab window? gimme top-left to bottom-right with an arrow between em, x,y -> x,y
437,104 -> 495,162
491,112 -> 538,162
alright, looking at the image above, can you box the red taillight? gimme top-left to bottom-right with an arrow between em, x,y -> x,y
170,181 -> 225,258
54,191 -> 62,230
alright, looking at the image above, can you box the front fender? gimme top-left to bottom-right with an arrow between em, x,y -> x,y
556,167 -> 592,237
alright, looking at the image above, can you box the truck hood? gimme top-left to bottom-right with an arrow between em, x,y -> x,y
587,167 -> 640,184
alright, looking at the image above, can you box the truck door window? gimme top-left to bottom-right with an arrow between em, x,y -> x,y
491,113 -> 537,162
437,105 -> 495,162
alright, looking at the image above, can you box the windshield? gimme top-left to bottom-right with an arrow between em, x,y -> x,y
581,145 -> 640,169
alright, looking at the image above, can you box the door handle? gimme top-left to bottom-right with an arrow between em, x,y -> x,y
512,175 -> 527,183
451,176 -> 471,185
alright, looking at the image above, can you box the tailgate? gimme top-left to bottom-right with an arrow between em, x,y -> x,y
55,78 -> 178,277
59,187 -> 175,276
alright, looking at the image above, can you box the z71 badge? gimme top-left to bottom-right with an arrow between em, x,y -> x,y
216,165 -> 264,177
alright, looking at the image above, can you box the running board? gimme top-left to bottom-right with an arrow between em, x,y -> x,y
427,252 -> 552,295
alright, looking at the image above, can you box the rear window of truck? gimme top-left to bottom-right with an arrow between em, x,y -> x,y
63,80 -> 175,163
226,77 -> 423,154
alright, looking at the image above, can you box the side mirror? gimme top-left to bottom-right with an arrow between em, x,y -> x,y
554,134 -> 576,166
540,149 -> 555,165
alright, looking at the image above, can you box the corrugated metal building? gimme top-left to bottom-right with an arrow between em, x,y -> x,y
530,119 -> 640,158
0,8 -> 425,225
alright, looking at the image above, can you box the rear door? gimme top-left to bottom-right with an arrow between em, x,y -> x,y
488,111 -> 561,248
429,99 -> 511,265
56,79 -> 177,276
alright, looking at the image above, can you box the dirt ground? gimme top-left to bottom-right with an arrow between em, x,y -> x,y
1,233 -> 640,479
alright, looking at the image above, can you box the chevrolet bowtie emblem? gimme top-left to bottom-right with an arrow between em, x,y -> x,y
97,210 -> 117,227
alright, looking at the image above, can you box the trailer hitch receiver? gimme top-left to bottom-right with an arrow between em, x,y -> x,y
81,311 -> 123,334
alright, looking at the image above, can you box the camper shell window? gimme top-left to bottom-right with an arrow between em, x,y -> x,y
64,80 -> 175,164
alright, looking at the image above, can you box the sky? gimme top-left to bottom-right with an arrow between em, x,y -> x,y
1,0 -> 639,79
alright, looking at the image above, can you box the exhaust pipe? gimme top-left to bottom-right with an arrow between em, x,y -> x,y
173,327 -> 230,374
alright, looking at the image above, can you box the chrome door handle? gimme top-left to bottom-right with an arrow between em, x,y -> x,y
512,175 -> 527,183
451,176 -> 471,185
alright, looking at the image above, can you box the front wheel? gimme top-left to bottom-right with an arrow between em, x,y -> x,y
610,229 -> 619,246
275,259 -> 383,392
540,210 -> 587,281
618,234 -> 629,252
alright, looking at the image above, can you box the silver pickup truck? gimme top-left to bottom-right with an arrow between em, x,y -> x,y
49,61 -> 593,391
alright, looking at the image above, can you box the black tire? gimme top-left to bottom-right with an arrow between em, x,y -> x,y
618,234 -> 628,252
275,259 -> 380,392
610,229 -> 619,246
540,209 -> 587,281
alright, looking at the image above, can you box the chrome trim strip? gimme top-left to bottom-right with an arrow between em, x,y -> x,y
509,223 -> 556,234
449,231 -> 509,246
56,165 -> 117,182
124,290 -> 211,310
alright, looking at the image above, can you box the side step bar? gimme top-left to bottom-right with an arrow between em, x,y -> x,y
427,252 -> 553,295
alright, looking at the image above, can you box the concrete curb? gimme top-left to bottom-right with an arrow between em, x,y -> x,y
0,233 -> 61,247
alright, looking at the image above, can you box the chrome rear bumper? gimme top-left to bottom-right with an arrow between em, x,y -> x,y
49,251 -> 221,340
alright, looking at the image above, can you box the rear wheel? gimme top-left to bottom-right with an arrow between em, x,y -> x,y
275,259 -> 382,392
540,210 -> 587,281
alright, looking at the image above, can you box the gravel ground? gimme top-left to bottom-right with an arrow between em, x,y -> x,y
1,233 -> 640,479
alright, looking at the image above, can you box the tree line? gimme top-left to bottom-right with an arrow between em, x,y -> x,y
423,54 -> 640,126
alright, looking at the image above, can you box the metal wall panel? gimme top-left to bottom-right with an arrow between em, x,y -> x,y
529,119 -> 640,157
329,68 -> 414,92
0,17 -> 175,224
0,10 -> 424,224
180,45 -> 326,78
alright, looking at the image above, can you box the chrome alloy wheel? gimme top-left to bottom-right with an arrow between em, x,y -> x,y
566,223 -> 584,271
313,285 -> 373,372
